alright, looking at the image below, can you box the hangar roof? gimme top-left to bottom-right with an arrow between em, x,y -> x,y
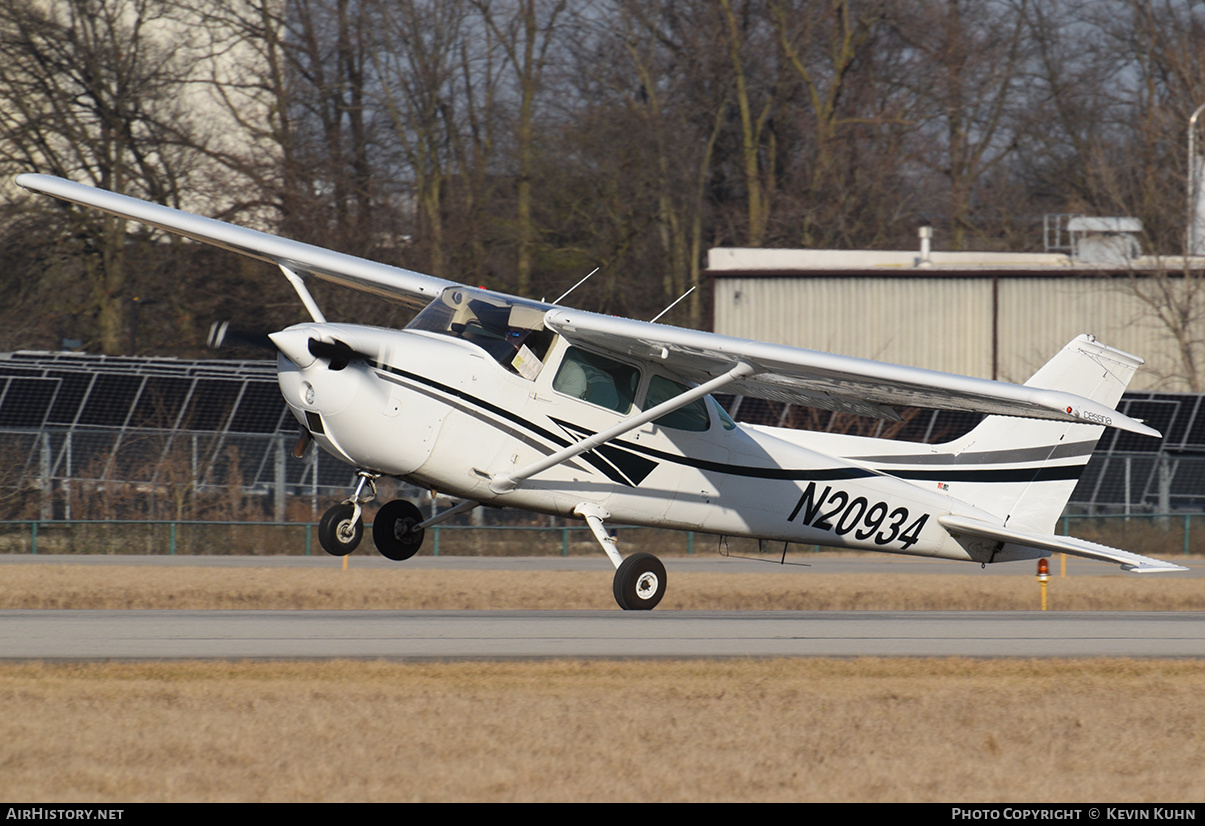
706,247 -> 1205,276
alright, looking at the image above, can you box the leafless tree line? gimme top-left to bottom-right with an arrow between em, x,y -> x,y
0,0 -> 1202,355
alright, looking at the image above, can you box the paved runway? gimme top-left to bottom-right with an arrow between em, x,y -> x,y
2,609 -> 1202,659
1,554 -> 1200,660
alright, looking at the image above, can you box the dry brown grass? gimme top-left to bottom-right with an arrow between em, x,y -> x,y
1,563 -> 1202,610
3,562 -> 1201,802
1,658 -> 1203,802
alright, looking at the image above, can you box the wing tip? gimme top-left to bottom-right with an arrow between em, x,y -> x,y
14,172 -> 52,194
1120,562 -> 1190,573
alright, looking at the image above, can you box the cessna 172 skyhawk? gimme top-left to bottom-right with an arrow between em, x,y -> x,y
16,173 -> 1187,608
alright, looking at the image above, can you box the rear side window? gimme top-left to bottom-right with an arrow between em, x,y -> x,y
645,375 -> 710,431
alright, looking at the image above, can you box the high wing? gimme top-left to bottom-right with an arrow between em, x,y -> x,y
17,173 -> 1156,437
543,309 -> 1160,437
15,173 -> 453,311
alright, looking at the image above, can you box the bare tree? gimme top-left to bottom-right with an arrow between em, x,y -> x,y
0,0 -> 211,353
717,0 -> 780,246
1021,1 -> 1205,389
889,0 -> 1031,249
768,0 -> 901,247
183,0 -> 298,220
473,0 -> 568,296
371,0 -> 478,279
440,5 -> 505,285
604,1 -> 729,325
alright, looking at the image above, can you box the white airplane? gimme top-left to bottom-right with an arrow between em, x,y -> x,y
16,173 -> 1188,608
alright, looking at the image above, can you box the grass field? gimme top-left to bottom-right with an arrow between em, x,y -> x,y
2,658 -> 1203,802
1,559 -> 1202,802
1,561 -> 1203,610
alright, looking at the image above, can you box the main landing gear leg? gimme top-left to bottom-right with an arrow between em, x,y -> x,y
575,503 -> 666,611
318,470 -> 378,556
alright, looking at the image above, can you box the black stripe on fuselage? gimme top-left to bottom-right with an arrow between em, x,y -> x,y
889,465 -> 1087,483
569,427 -> 1087,485
373,361 -> 1089,489
373,363 -> 632,485
604,431 -> 1087,485
852,440 -> 1098,466
552,417 -> 874,483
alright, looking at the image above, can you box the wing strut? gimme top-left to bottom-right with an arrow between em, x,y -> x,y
490,362 -> 755,494
279,264 -> 326,323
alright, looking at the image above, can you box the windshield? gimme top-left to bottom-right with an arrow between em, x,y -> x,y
407,287 -> 556,379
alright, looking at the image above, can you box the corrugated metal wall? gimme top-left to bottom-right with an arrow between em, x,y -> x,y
713,275 -> 1191,390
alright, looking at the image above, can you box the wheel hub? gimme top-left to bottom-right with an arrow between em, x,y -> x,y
635,572 -> 659,600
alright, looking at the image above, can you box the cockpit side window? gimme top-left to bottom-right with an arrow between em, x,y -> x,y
644,375 -> 711,431
407,287 -> 555,379
552,347 -> 639,413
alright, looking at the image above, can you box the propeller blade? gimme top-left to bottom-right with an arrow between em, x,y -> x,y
207,321 -> 275,352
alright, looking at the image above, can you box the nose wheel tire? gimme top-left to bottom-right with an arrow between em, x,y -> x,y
318,503 -> 363,556
372,499 -> 426,561
613,552 -> 666,610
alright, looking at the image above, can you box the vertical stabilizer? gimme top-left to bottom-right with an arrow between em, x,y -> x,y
935,335 -> 1145,530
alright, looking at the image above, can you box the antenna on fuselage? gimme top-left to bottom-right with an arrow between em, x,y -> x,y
649,286 -> 696,324
551,267 -> 600,305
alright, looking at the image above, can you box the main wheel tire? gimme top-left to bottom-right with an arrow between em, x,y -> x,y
318,503 -> 362,556
372,499 -> 425,561
613,552 -> 666,610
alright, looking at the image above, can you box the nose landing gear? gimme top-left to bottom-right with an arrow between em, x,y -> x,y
318,503 -> 363,556
317,470 -> 376,557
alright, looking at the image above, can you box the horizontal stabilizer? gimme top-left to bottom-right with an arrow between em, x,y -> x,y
939,514 -> 1188,573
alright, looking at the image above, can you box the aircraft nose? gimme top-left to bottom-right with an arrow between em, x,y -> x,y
269,327 -> 317,369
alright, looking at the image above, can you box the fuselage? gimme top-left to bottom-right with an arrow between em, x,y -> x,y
272,313 -> 1013,564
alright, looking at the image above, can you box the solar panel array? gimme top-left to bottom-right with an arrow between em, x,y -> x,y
1,352 -> 1199,522
0,351 -> 360,520
1078,392 -> 1205,514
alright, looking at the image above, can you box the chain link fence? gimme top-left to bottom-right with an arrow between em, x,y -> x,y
1,515 -> 1200,559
